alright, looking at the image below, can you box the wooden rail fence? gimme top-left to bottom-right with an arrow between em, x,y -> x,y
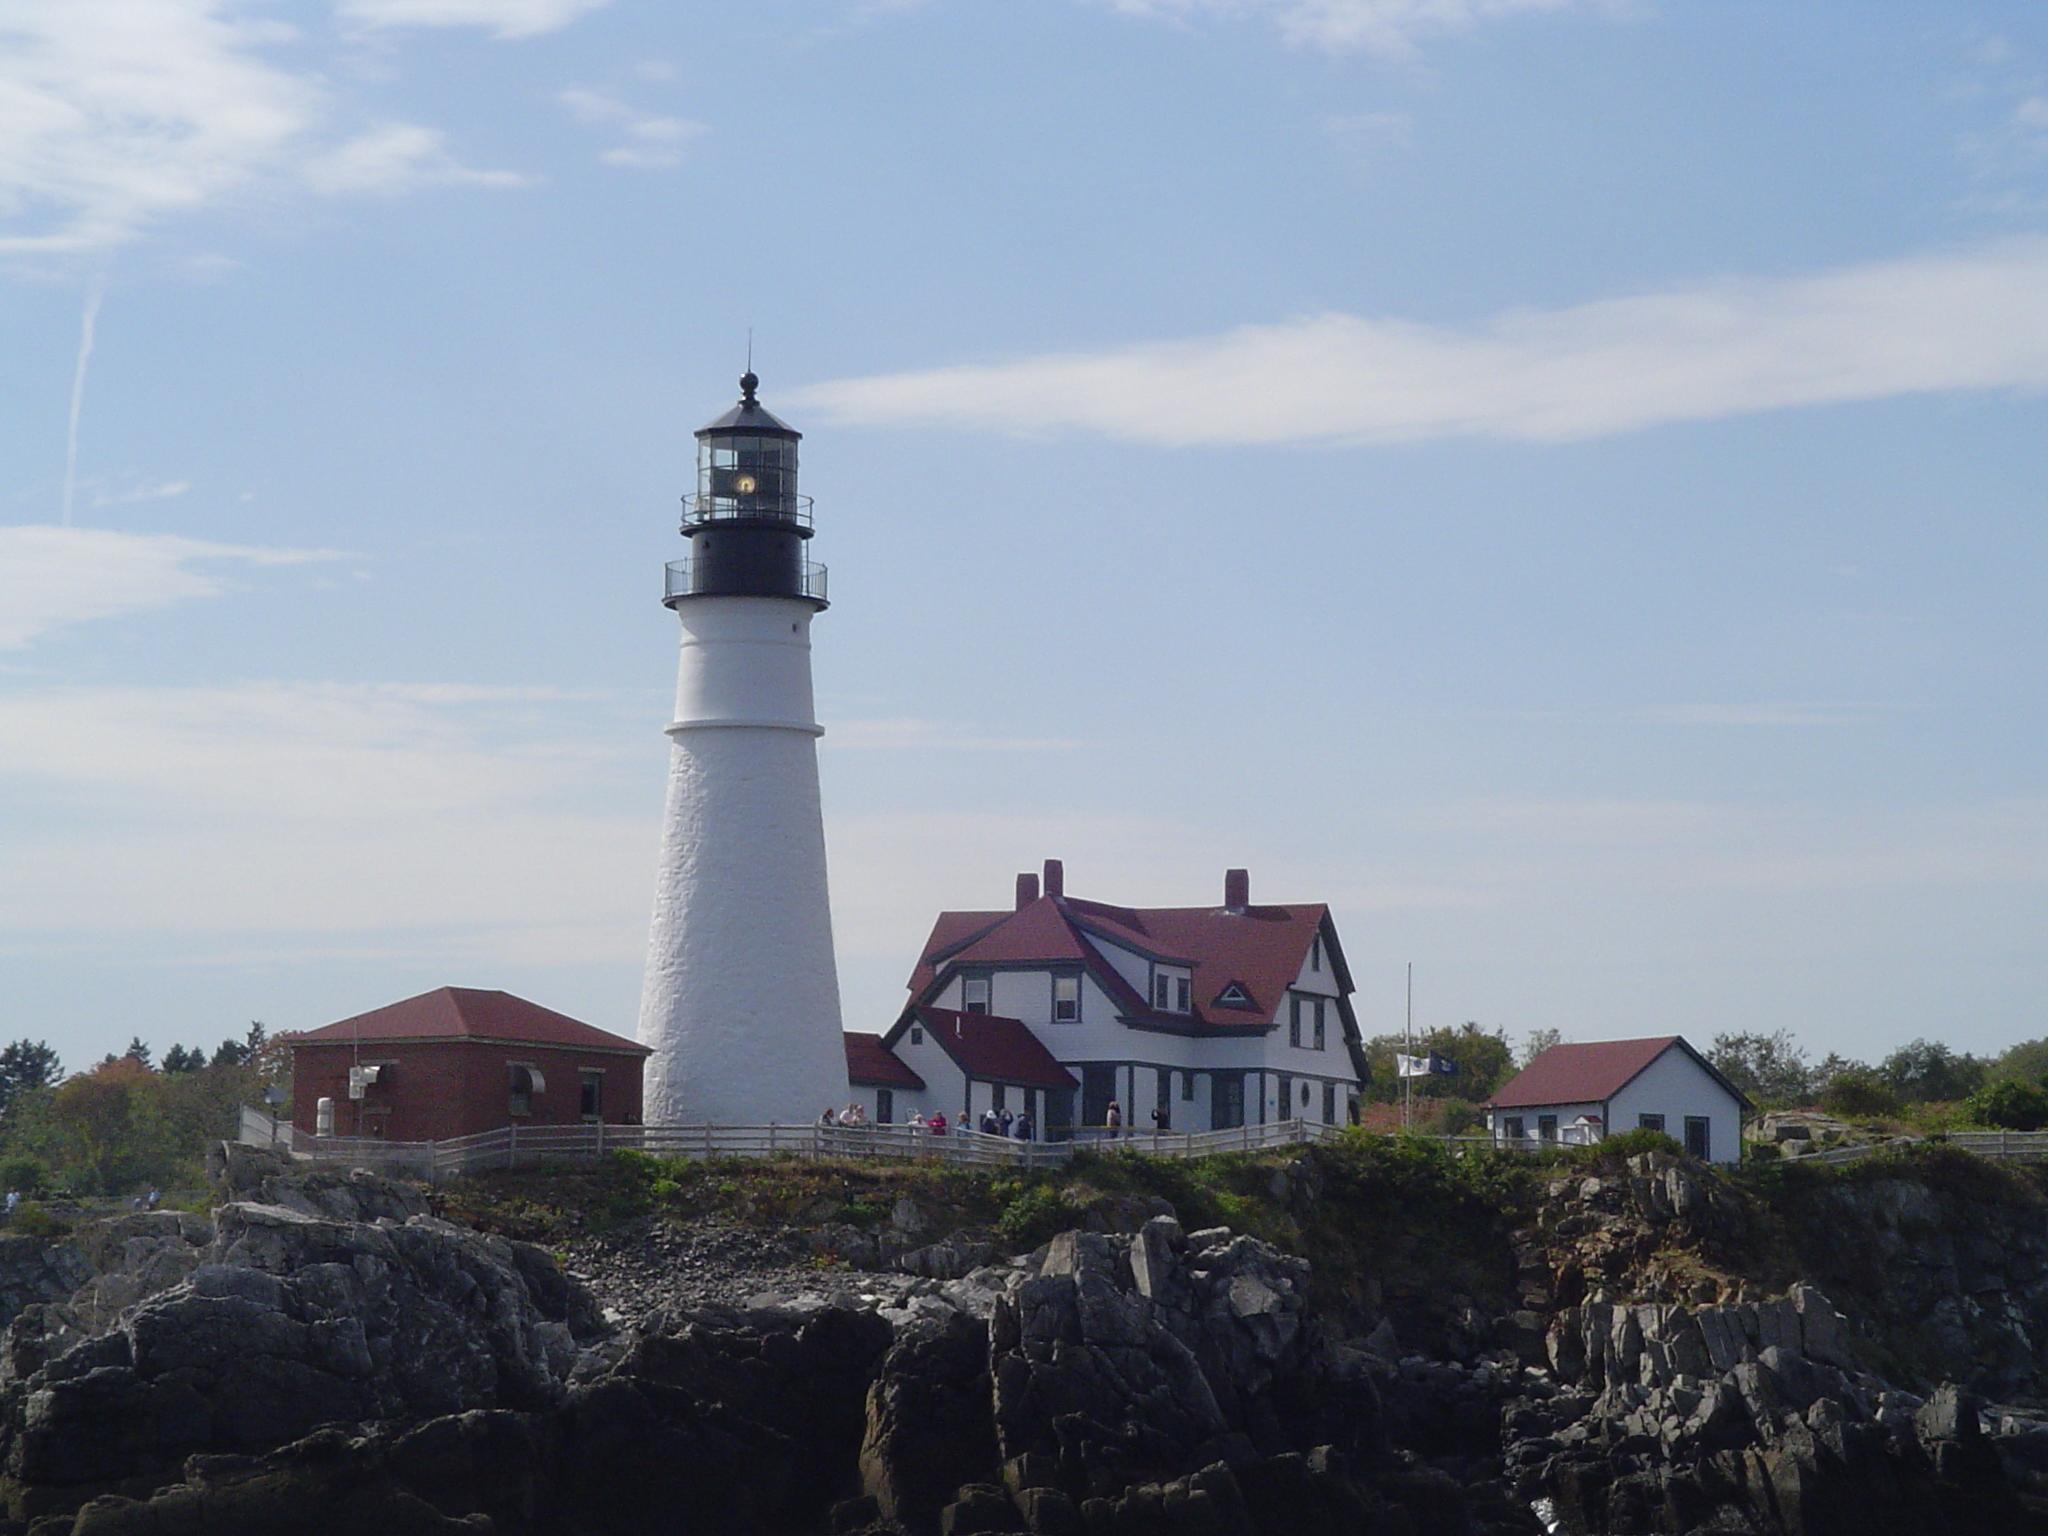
238,1108 -> 2048,1184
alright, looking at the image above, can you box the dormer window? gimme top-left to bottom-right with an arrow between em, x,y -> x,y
1216,983 -> 1250,1007
962,976 -> 990,1014
1152,967 -> 1192,1014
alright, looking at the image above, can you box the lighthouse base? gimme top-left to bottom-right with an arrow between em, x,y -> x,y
636,721 -> 850,1127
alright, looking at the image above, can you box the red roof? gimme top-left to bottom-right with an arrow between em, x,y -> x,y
845,1031 -> 925,1089
907,889 -> 1335,1034
289,988 -> 649,1055
896,1007 -> 1078,1090
1488,1036 -> 1746,1110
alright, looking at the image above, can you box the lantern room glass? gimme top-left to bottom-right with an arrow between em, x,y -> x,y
696,434 -> 800,521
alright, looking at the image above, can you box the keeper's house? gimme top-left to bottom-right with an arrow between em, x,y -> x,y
845,860 -> 1367,1134
1485,1035 -> 1749,1165
287,987 -> 649,1141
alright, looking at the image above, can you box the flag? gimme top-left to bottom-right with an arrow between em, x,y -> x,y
1397,1052 -> 1459,1078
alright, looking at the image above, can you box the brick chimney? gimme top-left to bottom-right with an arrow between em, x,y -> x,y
1224,868 -> 1249,911
1015,871 -> 1040,909
1042,858 -> 1064,900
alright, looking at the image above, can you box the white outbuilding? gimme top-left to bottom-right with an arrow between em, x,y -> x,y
1486,1035 -> 1750,1164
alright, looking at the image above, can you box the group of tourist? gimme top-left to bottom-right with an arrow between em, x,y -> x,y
816,1103 -> 1038,1141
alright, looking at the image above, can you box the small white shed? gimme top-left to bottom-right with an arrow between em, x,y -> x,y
1486,1035 -> 1750,1165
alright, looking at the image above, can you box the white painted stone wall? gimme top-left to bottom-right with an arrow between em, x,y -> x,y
637,595 -> 850,1127
1608,1048 -> 1744,1164
1487,1099 -> 1605,1145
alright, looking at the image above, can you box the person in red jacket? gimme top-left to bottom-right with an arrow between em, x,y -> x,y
929,1111 -> 949,1137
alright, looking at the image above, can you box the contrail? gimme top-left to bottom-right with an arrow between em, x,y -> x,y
61,274 -> 107,528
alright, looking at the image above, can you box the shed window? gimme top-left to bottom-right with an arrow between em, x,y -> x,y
509,1063 -> 545,1117
580,1070 -> 602,1121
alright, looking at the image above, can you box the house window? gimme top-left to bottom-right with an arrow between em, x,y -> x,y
1155,1067 -> 1171,1130
1153,972 -> 1171,1009
1685,1116 -> 1711,1159
963,977 -> 990,1014
580,1070 -> 602,1121
992,1082 -> 1007,1111
1175,976 -> 1190,1013
1180,1072 -> 1195,1101
1300,1081 -> 1312,1108
1289,998 -> 1302,1048
1638,1113 -> 1665,1133
1313,1001 -> 1326,1051
509,1063 -> 541,1117
1538,1114 -> 1558,1142
1053,975 -> 1080,1022
1503,1116 -> 1525,1141
1322,1082 -> 1336,1122
1311,934 -> 1323,972
910,1025 -> 924,1045
877,1088 -> 894,1124
1217,983 -> 1249,1007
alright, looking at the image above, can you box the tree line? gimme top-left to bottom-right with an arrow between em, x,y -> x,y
1704,1029 -> 2048,1129
0,1024 -> 284,1200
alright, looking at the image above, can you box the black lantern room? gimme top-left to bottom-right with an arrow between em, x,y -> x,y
664,371 -> 827,609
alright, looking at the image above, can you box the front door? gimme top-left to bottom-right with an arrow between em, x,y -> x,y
1082,1064 -> 1116,1129
1212,1072 -> 1245,1130
1043,1085 -> 1073,1140
1277,1075 -> 1293,1123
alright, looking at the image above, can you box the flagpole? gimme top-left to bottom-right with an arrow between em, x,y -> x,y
1402,961 -> 1412,1132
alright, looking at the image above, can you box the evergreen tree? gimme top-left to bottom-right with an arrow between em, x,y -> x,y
124,1037 -> 154,1070
0,1040 -> 63,1118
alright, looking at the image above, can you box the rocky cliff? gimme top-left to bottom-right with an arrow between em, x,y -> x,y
0,1140 -> 2044,1535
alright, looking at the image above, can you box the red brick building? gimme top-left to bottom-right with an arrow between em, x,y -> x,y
287,987 -> 649,1141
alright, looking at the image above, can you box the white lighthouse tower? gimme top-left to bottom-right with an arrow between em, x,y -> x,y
635,371 -> 850,1126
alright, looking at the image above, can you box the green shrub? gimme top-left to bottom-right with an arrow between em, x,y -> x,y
1820,1069 -> 1902,1121
8,1203 -> 67,1238
0,1154 -> 51,1197
1574,1127 -> 1685,1164
1745,1141 -> 1781,1163
996,1184 -> 1076,1249
1966,1079 -> 2048,1132
1438,1102 -> 1481,1137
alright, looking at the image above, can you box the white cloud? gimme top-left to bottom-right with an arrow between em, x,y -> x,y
334,0 -> 611,39
89,477 -> 192,507
825,716 -> 1082,751
1324,109 -> 1414,158
796,238 -> 2048,446
302,123 -> 530,195
0,680 -> 650,969
0,525 -> 341,648
0,0 -> 317,253
559,86 -> 703,170
1639,702 -> 1889,729
1097,0 -> 1602,59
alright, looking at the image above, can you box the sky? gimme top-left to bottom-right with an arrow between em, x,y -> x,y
1,0 -> 2045,1075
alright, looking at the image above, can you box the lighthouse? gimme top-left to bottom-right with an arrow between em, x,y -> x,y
635,371 -> 851,1126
